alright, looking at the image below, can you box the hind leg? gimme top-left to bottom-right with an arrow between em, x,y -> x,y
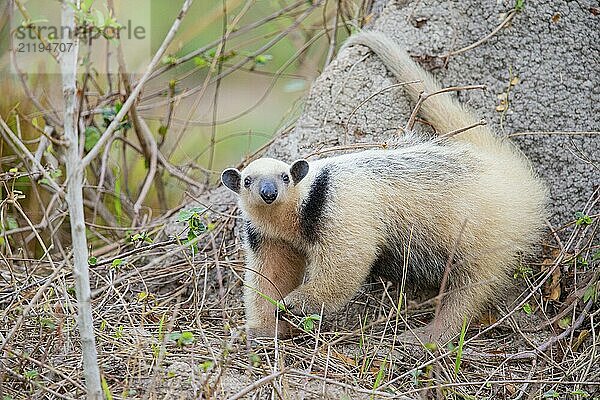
401,272 -> 499,346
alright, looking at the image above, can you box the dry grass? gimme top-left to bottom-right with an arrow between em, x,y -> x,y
1,186 -> 599,400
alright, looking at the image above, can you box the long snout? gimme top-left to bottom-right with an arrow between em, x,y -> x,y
259,181 -> 278,204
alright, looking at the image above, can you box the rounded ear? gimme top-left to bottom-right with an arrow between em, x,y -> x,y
221,168 -> 241,193
290,159 -> 309,184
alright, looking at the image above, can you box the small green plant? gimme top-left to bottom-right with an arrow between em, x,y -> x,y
114,325 -> 124,339
409,368 -> 423,387
109,258 -> 125,271
522,303 -> 533,315
371,357 -> 387,396
88,256 -> 98,265
151,313 -> 166,360
454,317 -> 468,375
177,207 -> 207,254
558,316 -> 571,329
39,317 -> 57,331
101,376 -> 114,400
575,255 -> 589,269
39,169 -> 62,186
514,264 -> 533,279
198,360 -> 214,372
84,127 -> 101,152
515,0 -> 525,12
570,389 -> 590,397
543,389 -> 560,398
583,282 -> 598,303
24,369 -> 39,380
128,231 -> 153,244
299,314 -> 321,332
254,54 -> 273,66
244,285 -> 286,313
574,211 -> 593,226
168,331 -> 196,347
248,353 -> 261,368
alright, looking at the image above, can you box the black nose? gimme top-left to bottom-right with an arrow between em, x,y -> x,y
259,182 -> 278,204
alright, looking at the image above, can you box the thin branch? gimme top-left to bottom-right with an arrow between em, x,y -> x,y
81,0 -> 195,169
443,9 -> 517,58
60,1 -> 102,397
404,84 -> 486,132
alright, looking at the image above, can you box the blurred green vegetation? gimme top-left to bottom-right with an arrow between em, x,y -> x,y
0,0 -> 351,246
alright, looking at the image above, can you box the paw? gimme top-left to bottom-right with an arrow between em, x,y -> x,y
397,327 -> 433,347
247,321 -> 293,342
281,290 -> 323,318
397,325 -> 457,349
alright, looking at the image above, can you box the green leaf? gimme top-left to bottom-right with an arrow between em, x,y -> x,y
373,357 -> 387,391
162,55 -> 178,65
515,0 -> 525,12
249,353 -> 261,367
168,331 -> 196,347
254,54 -> 273,66
82,0 -> 94,13
111,259 -> 123,268
409,368 -> 423,386
522,303 -> 533,315
574,211 -> 593,226
88,256 -> 98,265
5,216 -> 18,230
300,314 -> 321,332
576,255 -> 589,269
558,316 -> 571,330
199,360 -> 214,372
101,376 -> 113,400
543,389 -> 560,398
177,207 -> 205,222
454,317 -> 468,375
84,127 -> 101,152
193,56 -> 208,68
24,370 -> 38,380
178,331 -> 195,346
570,389 -> 589,397
158,125 -> 168,137
583,284 -> 597,303
40,318 -> 56,330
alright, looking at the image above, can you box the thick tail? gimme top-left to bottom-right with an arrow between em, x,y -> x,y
342,31 -> 504,152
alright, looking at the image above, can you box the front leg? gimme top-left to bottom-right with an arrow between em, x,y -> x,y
282,246 -> 376,319
243,231 -> 305,340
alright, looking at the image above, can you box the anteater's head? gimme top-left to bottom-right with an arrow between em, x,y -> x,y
221,158 -> 309,208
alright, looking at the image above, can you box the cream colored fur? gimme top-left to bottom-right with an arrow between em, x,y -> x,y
231,31 -> 548,343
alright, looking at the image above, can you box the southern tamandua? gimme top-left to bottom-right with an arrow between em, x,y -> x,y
221,31 -> 548,343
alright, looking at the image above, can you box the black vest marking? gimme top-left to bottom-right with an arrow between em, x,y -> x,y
300,167 -> 331,243
371,230 -> 450,289
244,220 -> 262,253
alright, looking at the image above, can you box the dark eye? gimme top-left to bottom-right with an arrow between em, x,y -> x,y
244,177 -> 252,188
281,173 -> 290,184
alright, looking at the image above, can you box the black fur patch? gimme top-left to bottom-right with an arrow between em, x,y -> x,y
244,220 -> 262,253
300,167 -> 331,243
371,229 -> 451,289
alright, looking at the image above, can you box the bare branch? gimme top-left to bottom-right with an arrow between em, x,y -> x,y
81,0 -> 195,169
